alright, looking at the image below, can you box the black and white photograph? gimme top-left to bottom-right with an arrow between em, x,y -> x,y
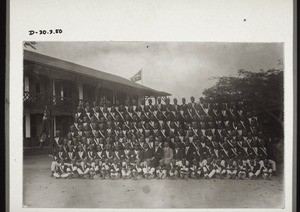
22,41 -> 284,208
8,0 -> 294,211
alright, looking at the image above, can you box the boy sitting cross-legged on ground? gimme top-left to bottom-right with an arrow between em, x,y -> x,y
247,158 -> 261,179
110,158 -> 121,179
77,158 -> 90,179
225,159 -> 235,179
93,159 -> 103,179
132,161 -> 144,180
203,157 -> 216,179
156,160 -> 167,179
237,159 -> 247,180
179,158 -> 190,180
260,158 -> 273,180
168,159 -> 180,180
213,159 -> 224,179
53,159 -> 71,179
89,158 -> 100,179
100,159 -> 111,179
50,145 -> 67,177
190,158 -> 200,179
143,160 -> 155,179
66,158 -> 79,179
121,159 -> 132,179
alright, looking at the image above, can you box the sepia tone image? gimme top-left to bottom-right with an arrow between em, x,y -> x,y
23,41 -> 284,208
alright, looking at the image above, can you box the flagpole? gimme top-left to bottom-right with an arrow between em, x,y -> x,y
141,69 -> 143,85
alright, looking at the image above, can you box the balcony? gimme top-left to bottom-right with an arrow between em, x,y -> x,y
24,91 -> 78,112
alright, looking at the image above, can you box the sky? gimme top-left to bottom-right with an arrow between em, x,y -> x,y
25,42 -> 283,100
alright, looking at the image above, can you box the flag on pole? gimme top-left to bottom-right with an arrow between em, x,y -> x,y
130,69 -> 142,82
277,58 -> 284,66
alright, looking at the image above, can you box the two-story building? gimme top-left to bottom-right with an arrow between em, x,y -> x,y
23,50 -> 170,147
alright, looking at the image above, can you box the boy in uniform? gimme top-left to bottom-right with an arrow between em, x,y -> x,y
213,159 -> 224,179
156,160 -> 167,179
168,159 -> 179,179
247,158 -> 261,179
121,159 -> 132,179
203,158 -> 216,179
50,145 -> 67,177
88,157 -> 100,179
260,158 -> 273,180
132,161 -> 144,180
66,145 -> 76,166
66,158 -> 79,179
76,145 -> 87,168
179,158 -> 190,180
226,159 -> 237,179
53,159 -> 70,179
51,130 -> 63,156
77,158 -> 91,179
100,158 -> 111,179
143,160 -> 156,179
110,158 -> 121,179
96,144 -> 105,161
237,159 -> 247,180
190,158 -> 200,179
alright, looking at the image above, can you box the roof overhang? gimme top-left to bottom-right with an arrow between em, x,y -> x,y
24,50 -> 171,97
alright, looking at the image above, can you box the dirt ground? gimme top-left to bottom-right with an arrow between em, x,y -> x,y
23,155 -> 284,208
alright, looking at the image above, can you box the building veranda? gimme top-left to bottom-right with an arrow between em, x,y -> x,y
23,50 -> 170,148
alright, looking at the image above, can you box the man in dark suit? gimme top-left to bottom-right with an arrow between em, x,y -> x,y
183,140 -> 195,162
142,143 -> 154,165
151,140 -> 164,167
173,142 -> 184,162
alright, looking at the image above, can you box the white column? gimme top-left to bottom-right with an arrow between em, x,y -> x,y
52,79 -> 55,95
60,86 -> 64,100
53,116 -> 57,136
24,76 -> 29,92
78,82 -> 83,100
51,79 -> 56,105
25,113 -> 31,138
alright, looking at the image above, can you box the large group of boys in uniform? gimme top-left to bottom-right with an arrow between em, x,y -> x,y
50,96 -> 276,180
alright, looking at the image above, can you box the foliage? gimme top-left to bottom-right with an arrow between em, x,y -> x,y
202,69 -> 284,139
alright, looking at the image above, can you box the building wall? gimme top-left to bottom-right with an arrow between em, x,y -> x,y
23,60 -> 165,148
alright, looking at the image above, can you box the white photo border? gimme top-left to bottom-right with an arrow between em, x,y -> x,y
9,0 -> 294,211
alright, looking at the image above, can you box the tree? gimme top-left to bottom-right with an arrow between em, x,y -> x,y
23,41 -> 37,50
202,69 -> 283,140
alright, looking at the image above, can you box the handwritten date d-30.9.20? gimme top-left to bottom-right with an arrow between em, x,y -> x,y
29,29 -> 63,35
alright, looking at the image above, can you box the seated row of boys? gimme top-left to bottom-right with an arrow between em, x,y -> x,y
50,97 -> 276,179
50,131 -> 276,180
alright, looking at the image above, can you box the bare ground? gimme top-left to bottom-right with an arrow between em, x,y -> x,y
23,155 -> 284,208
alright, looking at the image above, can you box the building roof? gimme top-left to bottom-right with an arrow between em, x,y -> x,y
24,50 -> 171,97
